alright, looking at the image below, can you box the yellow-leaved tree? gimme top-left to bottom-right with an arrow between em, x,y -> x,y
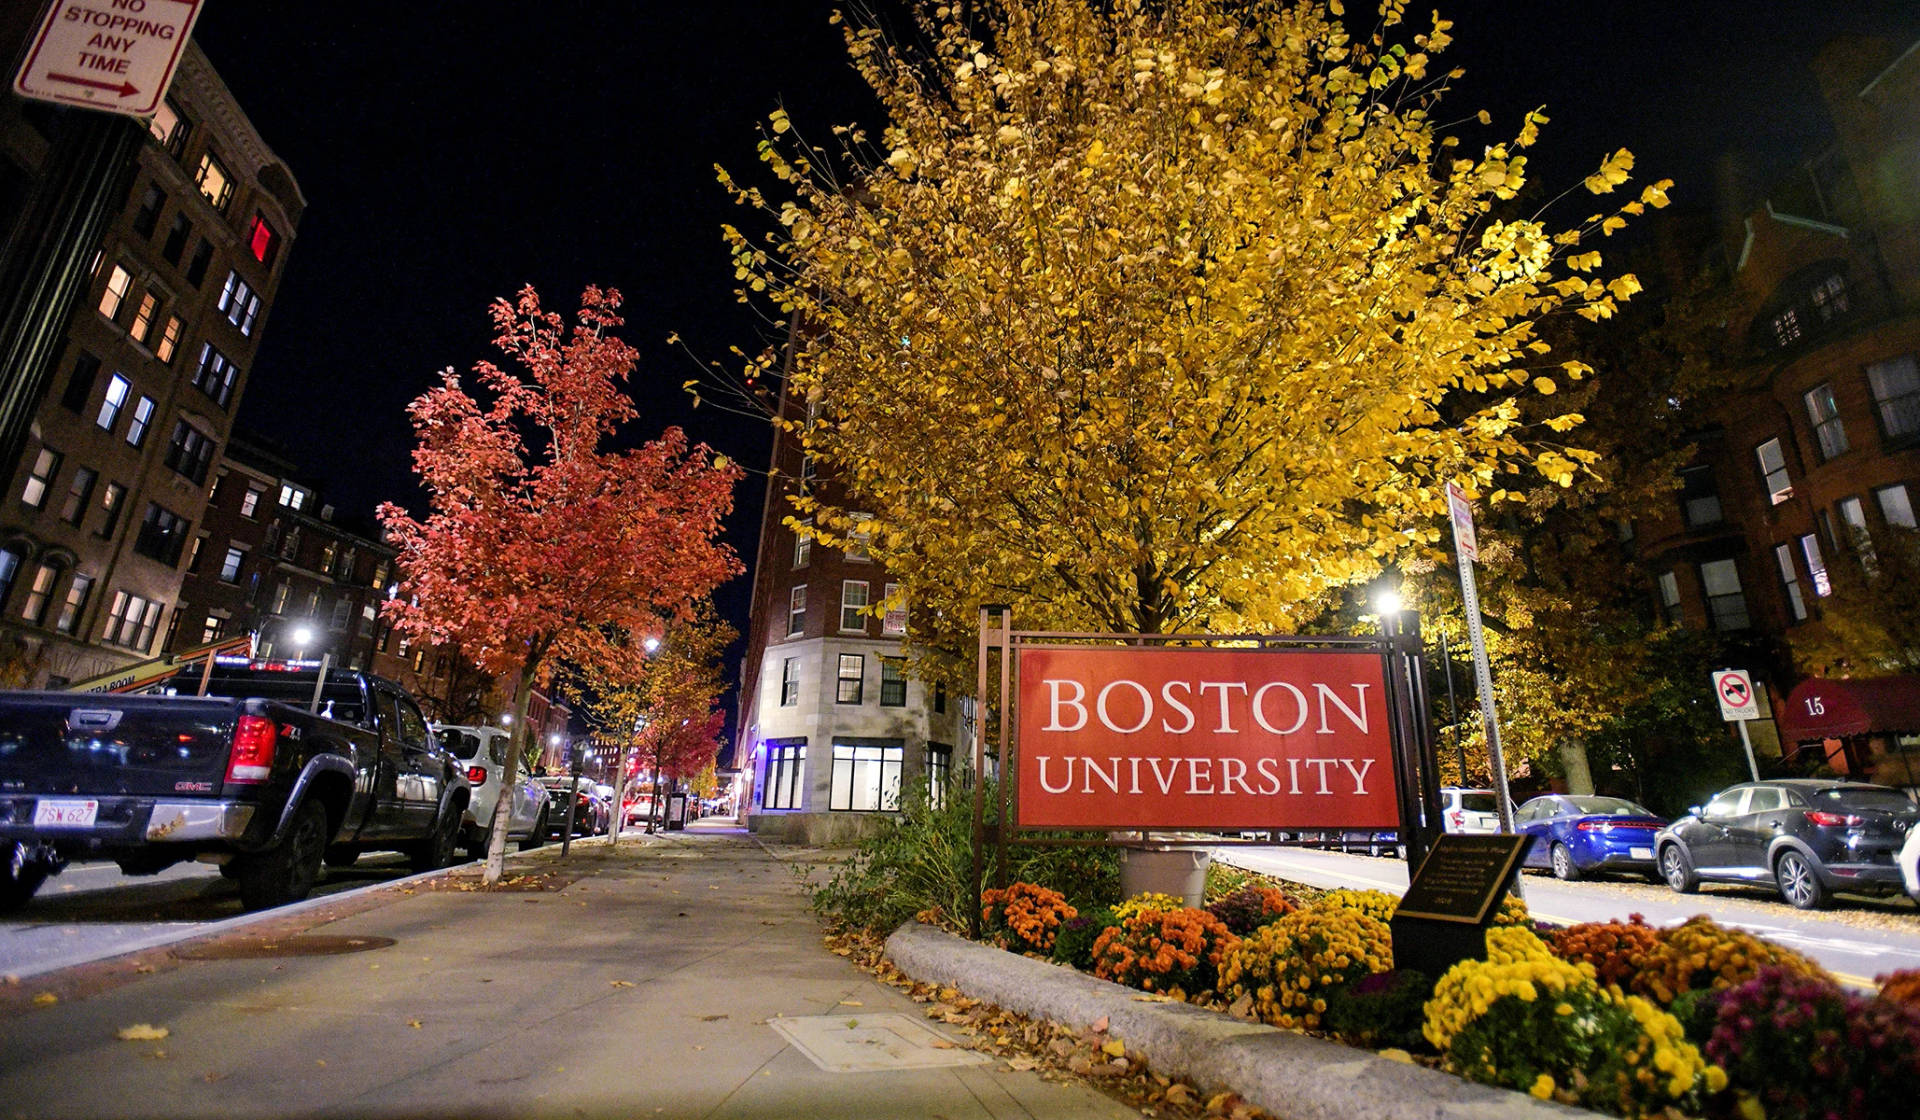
721,0 -> 1668,668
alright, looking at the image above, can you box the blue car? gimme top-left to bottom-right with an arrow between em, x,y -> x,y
1515,794 -> 1667,881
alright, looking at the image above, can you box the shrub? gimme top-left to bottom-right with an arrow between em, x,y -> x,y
1319,969 -> 1432,1051
1706,966 -> 1920,1120
1203,861 -> 1253,900
1547,915 -> 1662,989
1090,906 -> 1239,996
1317,888 -> 1398,926
1051,907 -> 1117,972
1631,915 -> 1830,1008
1490,893 -> 1530,927
980,882 -> 1077,955
1876,968 -> 1920,1013
1425,927 -> 1724,1118
1220,907 -> 1393,1030
1204,885 -> 1295,935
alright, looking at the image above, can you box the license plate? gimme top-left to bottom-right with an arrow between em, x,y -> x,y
1630,846 -> 1652,860
34,798 -> 99,828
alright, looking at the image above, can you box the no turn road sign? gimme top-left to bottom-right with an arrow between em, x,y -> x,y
1712,669 -> 1759,722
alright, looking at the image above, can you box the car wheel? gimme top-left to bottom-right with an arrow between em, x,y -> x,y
410,804 -> 462,872
1550,842 -> 1583,882
520,811 -> 547,851
1775,851 -> 1828,910
234,800 -> 329,911
0,842 -> 48,913
1660,843 -> 1698,893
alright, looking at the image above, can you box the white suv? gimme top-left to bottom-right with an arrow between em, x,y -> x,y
1441,787 -> 1502,834
435,725 -> 551,858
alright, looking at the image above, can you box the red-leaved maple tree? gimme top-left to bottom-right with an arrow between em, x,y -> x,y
378,285 -> 741,882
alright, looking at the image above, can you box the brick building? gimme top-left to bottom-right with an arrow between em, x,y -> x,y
0,42 -> 301,687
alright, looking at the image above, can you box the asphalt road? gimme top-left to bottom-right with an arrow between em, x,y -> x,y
1215,844 -> 1920,989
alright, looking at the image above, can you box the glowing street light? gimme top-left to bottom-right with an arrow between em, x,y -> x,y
291,624 -> 314,661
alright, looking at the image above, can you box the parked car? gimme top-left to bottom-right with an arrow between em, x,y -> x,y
1654,779 -> 1919,909
1514,794 -> 1666,881
1440,787 -> 1502,834
434,725 -> 550,857
535,777 -> 608,837
0,663 -> 469,911
1901,820 -> 1920,903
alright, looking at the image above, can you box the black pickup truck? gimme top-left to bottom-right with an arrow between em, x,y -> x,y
0,664 -> 470,911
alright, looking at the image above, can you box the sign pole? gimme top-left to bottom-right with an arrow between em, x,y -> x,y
1447,483 -> 1518,835
1736,719 -> 1760,783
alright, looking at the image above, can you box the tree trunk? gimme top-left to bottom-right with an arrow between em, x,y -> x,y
606,741 -> 629,849
484,658 -> 541,884
1557,738 -> 1595,796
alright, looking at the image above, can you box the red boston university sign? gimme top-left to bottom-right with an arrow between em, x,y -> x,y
1015,646 -> 1399,830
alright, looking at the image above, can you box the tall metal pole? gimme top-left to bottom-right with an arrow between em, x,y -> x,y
1439,631 -> 1463,782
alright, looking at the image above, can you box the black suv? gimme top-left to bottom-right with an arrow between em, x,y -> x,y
1654,779 -> 1918,909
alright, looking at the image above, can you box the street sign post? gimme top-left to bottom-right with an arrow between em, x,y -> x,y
1446,482 -> 1518,837
13,0 -> 205,118
1712,669 -> 1763,781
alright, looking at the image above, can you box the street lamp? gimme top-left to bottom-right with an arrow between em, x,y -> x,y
642,636 -> 661,654
291,625 -> 314,662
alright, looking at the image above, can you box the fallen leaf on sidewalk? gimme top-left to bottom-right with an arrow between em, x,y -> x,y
1101,1039 -> 1126,1057
1131,994 -> 1176,1003
1090,1015 -> 1108,1032
1006,1057 -> 1040,1072
203,1072 -> 226,1083
407,1019 -> 422,1029
838,1000 -> 862,1007
611,981 -> 635,988
117,1024 -> 169,1041
31,992 -> 56,1006
698,1014 -> 728,1022
929,1040 -> 955,1050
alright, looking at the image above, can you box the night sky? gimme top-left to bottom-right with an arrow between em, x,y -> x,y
184,0 -> 1920,682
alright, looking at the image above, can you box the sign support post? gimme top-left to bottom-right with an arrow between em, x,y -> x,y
1447,482 -> 1518,835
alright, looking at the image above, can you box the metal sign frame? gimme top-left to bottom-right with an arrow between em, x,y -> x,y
969,607 -> 1443,937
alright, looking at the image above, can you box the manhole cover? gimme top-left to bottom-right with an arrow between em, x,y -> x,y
770,1013 -> 990,1073
173,934 -> 396,960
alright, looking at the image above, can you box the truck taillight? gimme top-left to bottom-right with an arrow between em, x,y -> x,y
226,715 -> 278,783
467,765 -> 488,785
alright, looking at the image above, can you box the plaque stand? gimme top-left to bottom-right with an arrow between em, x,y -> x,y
1388,834 -> 1533,981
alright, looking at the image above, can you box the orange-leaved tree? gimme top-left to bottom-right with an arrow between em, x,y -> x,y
379,284 -> 742,882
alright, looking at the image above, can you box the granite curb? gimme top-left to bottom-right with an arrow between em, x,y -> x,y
885,921 -> 1589,1120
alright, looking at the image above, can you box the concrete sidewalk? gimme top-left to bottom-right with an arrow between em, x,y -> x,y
0,825 -> 1133,1120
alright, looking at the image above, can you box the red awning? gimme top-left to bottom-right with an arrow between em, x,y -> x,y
1778,676 -> 1920,742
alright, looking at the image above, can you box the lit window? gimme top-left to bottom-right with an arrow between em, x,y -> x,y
780,657 -> 799,706
55,575 -> 92,635
762,740 -> 806,810
1775,543 -> 1807,623
1657,570 -> 1682,625
793,524 -> 810,568
194,152 -> 232,210
155,317 -> 181,364
96,482 -> 125,539
1772,307 -> 1802,347
1678,465 -> 1721,528
99,265 -> 131,319
20,446 -> 60,509
146,98 -> 189,153
271,581 -> 290,614
278,483 -> 308,511
1868,355 -> 1920,444
241,486 -> 263,518
126,396 -> 155,447
129,292 -> 158,344
786,584 -> 806,637
247,213 -> 278,266
217,270 -> 260,335
1876,484 -> 1916,529
1800,534 -> 1830,597
840,580 -> 869,632
1804,383 -> 1849,461
200,615 -> 221,644
96,374 -> 129,431
828,741 -> 902,812
20,563 -> 58,625
1698,559 -> 1750,632
101,590 -> 162,651
219,546 -> 246,583
192,343 -> 239,408
184,534 -> 205,574
926,744 -> 952,807
836,653 -> 864,704
59,467 -> 96,526
319,541 -> 337,573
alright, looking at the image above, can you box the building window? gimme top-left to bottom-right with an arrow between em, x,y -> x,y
793,525 -> 810,568
1804,384 -> 1849,461
131,184 -> 165,238
192,343 -> 238,408
155,316 -> 181,364
96,482 -> 126,539
20,446 -> 60,509
185,535 -> 206,574
218,270 -> 261,335
327,599 -> 349,632
926,744 -> 953,808
1811,274 -> 1849,321
281,525 -> 301,560
318,541 -> 337,574
278,483 -> 308,511
147,98 -> 189,153
194,152 -> 233,211
934,681 -> 947,714
798,454 -> 815,495
133,503 -> 191,566
780,657 -> 799,706
1876,484 -> 1916,529
101,590 -> 162,651
1657,570 -> 1682,625
219,546 -> 246,583
845,516 -> 871,562
1775,543 -> 1807,623
1771,307 -> 1802,347
763,740 -> 806,810
97,374 -> 129,431
58,352 -> 100,413
126,396 -> 155,447
1868,355 -> 1920,445
20,563 -> 59,625
786,584 -> 806,637
99,265 -> 131,319
1698,559 -> 1751,632
1678,465 -> 1722,528
129,292 -> 158,344
164,421 -> 215,485
247,213 -> 278,266
271,581 -> 290,614
55,575 -> 93,635
882,582 -> 906,636
185,239 -> 212,287
1800,533 -> 1830,598
829,742 -> 903,812
161,213 -> 190,264
200,615 -> 221,644
840,580 -> 869,632
59,467 -> 96,526
241,486 -> 263,519
1755,438 -> 1791,505
836,653 -> 864,704
1838,495 -> 1871,554
0,548 -> 20,612
879,658 -> 907,707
